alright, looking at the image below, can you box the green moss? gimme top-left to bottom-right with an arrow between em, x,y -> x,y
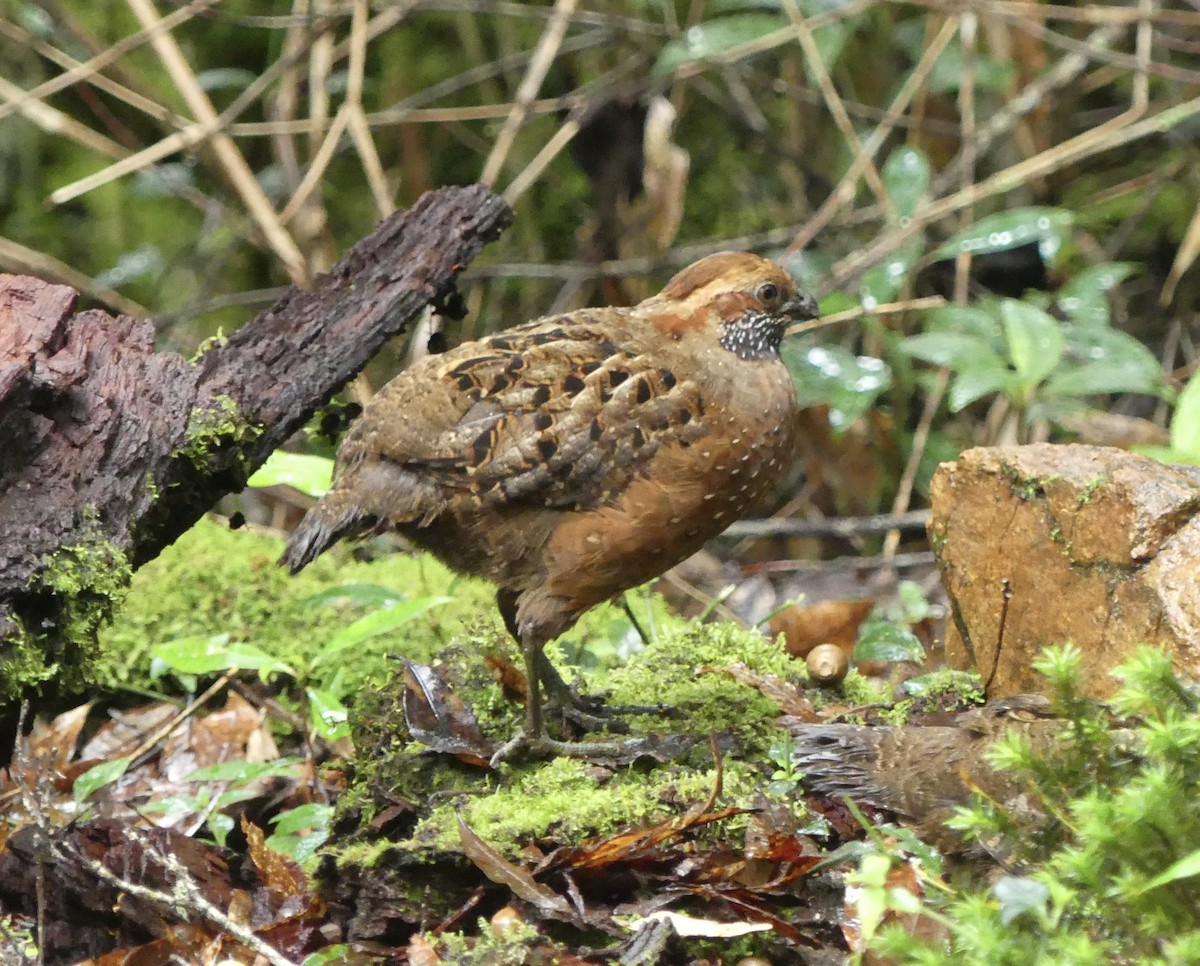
98,517 -> 675,702
902,667 -> 985,705
395,755 -> 769,857
339,621 -> 828,858
607,621 -> 803,750
103,519 -> 841,872
174,394 -> 263,470
1075,474 -> 1107,507
831,668 -> 891,707
189,329 -> 228,363
434,918 -> 543,965
97,516 -> 496,691
1,509 -> 134,701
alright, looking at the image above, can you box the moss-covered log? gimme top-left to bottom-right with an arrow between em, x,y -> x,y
0,184 -> 512,699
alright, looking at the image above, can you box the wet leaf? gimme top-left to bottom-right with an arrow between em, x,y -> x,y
1056,262 -> 1138,329
882,146 -> 930,218
860,237 -> 922,306
854,622 -> 925,663
268,803 -> 334,862
947,360 -> 1016,412
784,343 -> 892,431
1053,327 -> 1166,398
925,303 -> 1005,347
457,813 -> 578,921
935,207 -> 1072,261
654,13 -> 786,75
994,875 -> 1050,924
248,451 -> 334,497
401,659 -> 495,766
1001,299 -> 1064,388
74,755 -> 132,802
900,331 -> 999,369
1045,362 -> 1162,399
306,686 -> 351,741
314,596 -> 452,664
151,633 -> 295,679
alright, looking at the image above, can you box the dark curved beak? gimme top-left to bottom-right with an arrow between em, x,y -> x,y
783,291 -> 820,321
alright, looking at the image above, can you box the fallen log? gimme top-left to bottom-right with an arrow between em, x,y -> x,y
0,184 -> 512,700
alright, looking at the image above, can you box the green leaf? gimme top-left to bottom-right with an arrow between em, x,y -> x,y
269,803 -> 334,862
272,802 -> 335,836
1140,848 -> 1200,893
948,361 -> 1016,412
854,621 -> 925,663
1001,299 -> 1064,388
302,583 -> 403,609
860,237 -> 922,306
653,13 -> 787,75
196,67 -> 256,92
925,303 -> 1005,348
307,686 -> 351,741
1056,262 -> 1138,329
314,596 -> 454,665
927,41 -> 1016,95
1061,327 -> 1165,391
994,876 -> 1050,924
935,207 -> 1073,262
248,451 -> 334,498
208,812 -> 235,847
94,244 -> 165,289
1171,370 -> 1200,459
184,759 -> 300,783
882,146 -> 930,219
1137,445 -> 1200,467
151,634 -> 296,678
302,946 -> 354,966
74,755 -> 132,802
1045,363 -> 1163,399
899,332 -> 997,369
782,343 -> 891,432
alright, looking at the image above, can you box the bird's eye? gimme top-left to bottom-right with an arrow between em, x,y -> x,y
757,282 -> 781,304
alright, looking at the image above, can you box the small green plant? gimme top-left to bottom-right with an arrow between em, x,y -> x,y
766,735 -> 802,796
149,585 -> 451,743
900,260 -> 1167,440
865,644 -> 1200,964
1137,368 -> 1200,467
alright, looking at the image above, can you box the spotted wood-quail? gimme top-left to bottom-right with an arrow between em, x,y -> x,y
281,251 -> 818,759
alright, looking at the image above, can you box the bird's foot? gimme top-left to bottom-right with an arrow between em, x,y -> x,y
537,657 -> 679,736
488,729 -> 691,768
543,687 -> 677,735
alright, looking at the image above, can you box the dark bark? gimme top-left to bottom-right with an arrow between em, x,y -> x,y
0,184 -> 512,680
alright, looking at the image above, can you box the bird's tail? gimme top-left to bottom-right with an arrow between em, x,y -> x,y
279,491 -> 367,574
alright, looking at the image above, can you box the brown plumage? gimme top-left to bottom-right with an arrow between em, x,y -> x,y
280,251 -> 818,759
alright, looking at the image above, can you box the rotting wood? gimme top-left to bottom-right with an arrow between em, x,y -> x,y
0,184 -> 512,686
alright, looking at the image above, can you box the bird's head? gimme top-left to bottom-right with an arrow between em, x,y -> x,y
646,251 -> 819,360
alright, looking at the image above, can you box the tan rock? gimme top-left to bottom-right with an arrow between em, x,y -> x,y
929,444 -> 1200,698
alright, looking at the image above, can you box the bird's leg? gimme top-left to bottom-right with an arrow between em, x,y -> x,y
489,590 -> 677,766
537,650 -> 680,731
488,636 -> 548,765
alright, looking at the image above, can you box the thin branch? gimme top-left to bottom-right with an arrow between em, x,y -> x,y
719,510 -> 931,540
118,0 -> 307,283
480,0 -> 579,187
